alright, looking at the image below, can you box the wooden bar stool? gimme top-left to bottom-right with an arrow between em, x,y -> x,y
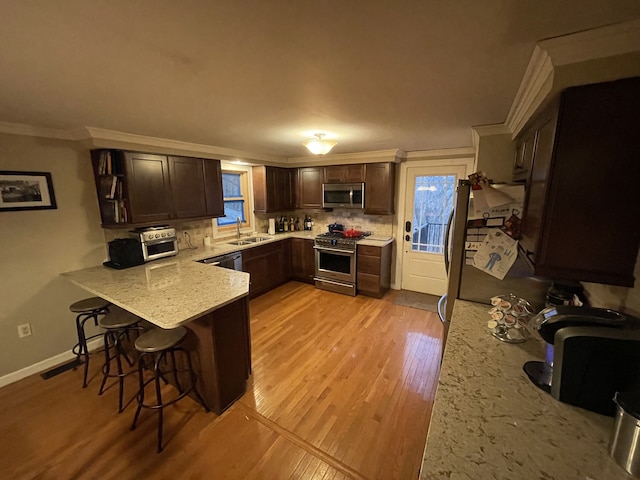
69,297 -> 111,388
97,308 -> 141,413
130,326 -> 209,453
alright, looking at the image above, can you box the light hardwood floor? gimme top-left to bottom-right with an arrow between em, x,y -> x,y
0,282 -> 443,479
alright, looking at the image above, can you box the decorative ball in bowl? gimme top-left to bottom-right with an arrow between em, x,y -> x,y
486,294 -> 534,343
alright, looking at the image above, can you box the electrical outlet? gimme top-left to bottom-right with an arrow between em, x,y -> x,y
17,323 -> 32,338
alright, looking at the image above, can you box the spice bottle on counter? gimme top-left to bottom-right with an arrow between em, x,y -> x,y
283,217 -> 289,232
295,217 -> 301,231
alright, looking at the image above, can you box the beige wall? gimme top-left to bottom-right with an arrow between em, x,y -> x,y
582,256 -> 640,317
0,133 -> 106,378
475,132 -> 514,184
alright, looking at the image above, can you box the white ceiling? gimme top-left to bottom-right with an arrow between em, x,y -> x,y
1,1 -> 639,159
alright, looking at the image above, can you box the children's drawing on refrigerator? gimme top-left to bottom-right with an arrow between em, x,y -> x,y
473,230 -> 518,280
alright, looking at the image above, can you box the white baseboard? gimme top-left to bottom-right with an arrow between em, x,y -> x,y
0,338 -> 103,389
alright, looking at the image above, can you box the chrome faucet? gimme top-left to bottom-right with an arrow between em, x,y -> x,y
236,217 -> 241,241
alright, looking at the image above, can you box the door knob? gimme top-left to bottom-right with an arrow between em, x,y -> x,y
405,221 -> 411,233
405,234 -> 410,241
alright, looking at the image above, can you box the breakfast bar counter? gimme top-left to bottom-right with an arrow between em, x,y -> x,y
62,254 -> 251,414
61,254 -> 250,328
419,300 -> 628,479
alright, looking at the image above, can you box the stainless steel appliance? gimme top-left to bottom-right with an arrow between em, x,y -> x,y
196,251 -> 242,271
442,180 -> 550,321
322,183 -> 365,209
523,305 -> 640,416
130,226 -> 178,262
314,232 -> 360,296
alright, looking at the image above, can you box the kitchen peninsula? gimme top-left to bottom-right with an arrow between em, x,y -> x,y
419,300 -> 627,479
61,254 -> 251,414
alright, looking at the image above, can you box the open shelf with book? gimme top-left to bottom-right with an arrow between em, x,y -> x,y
91,149 -> 130,226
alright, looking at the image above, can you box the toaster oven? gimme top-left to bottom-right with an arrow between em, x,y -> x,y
130,226 -> 178,262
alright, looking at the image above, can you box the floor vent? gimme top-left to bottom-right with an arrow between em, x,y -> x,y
40,359 -> 81,380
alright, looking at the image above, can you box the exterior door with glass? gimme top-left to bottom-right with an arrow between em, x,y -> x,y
401,165 -> 466,295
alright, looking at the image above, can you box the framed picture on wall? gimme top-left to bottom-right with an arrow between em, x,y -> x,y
0,171 -> 57,211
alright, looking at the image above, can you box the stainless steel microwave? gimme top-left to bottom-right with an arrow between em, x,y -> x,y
322,183 -> 365,209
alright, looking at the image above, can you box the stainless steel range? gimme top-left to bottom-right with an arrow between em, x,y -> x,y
314,232 -> 364,296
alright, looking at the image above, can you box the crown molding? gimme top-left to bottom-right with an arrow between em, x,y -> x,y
404,147 -> 475,160
286,148 -> 406,166
0,122 -> 286,163
506,18 -> 640,138
504,45 -> 555,138
0,121 -> 88,141
83,127 -> 285,163
539,18 -> 640,67
472,124 -> 511,137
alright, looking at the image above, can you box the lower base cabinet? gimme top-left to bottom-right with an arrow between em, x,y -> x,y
357,243 -> 392,298
290,238 -> 315,284
184,296 -> 251,414
242,238 -> 392,298
242,242 -> 288,298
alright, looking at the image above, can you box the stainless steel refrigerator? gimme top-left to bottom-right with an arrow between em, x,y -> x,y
442,180 -> 550,322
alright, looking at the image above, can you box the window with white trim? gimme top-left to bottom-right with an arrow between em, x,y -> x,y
217,171 -> 251,230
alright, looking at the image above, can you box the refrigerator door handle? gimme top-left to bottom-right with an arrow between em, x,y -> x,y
444,208 -> 454,275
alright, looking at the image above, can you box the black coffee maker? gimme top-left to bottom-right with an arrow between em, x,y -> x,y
524,306 -> 640,416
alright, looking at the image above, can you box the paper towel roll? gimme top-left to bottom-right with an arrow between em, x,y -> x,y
268,218 -> 276,235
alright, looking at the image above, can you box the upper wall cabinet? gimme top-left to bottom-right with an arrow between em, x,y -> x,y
252,166 -> 296,213
91,149 -> 224,227
203,159 -> 225,217
364,163 -> 396,215
297,166 -> 324,209
518,77 -> 640,287
324,164 -> 364,183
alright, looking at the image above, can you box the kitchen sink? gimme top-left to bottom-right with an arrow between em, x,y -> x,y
226,236 -> 271,246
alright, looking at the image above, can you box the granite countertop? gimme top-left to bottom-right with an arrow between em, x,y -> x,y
61,231 -> 393,328
420,300 -> 629,480
357,236 -> 394,247
61,254 -> 250,329
190,231 -> 393,257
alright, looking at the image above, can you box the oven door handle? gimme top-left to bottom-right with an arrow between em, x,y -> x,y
313,246 -> 354,254
314,277 -> 354,288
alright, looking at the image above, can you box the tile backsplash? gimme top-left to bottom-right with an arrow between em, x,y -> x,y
102,210 -> 395,252
102,219 -> 214,250
255,210 -> 394,237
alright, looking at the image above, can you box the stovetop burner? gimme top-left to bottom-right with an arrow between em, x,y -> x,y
314,231 -> 371,252
316,231 -> 371,240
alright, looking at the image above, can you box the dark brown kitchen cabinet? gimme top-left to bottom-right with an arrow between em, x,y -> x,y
297,167 -> 324,209
519,77 -> 640,287
357,243 -> 392,298
169,155 -> 207,219
364,162 -> 396,214
242,241 -> 288,298
324,164 -> 365,183
91,149 -> 224,227
290,238 -> 315,284
203,159 -> 225,217
252,166 -> 296,213
125,151 -> 173,224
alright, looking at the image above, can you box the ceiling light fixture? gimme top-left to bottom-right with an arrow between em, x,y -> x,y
303,133 -> 337,155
